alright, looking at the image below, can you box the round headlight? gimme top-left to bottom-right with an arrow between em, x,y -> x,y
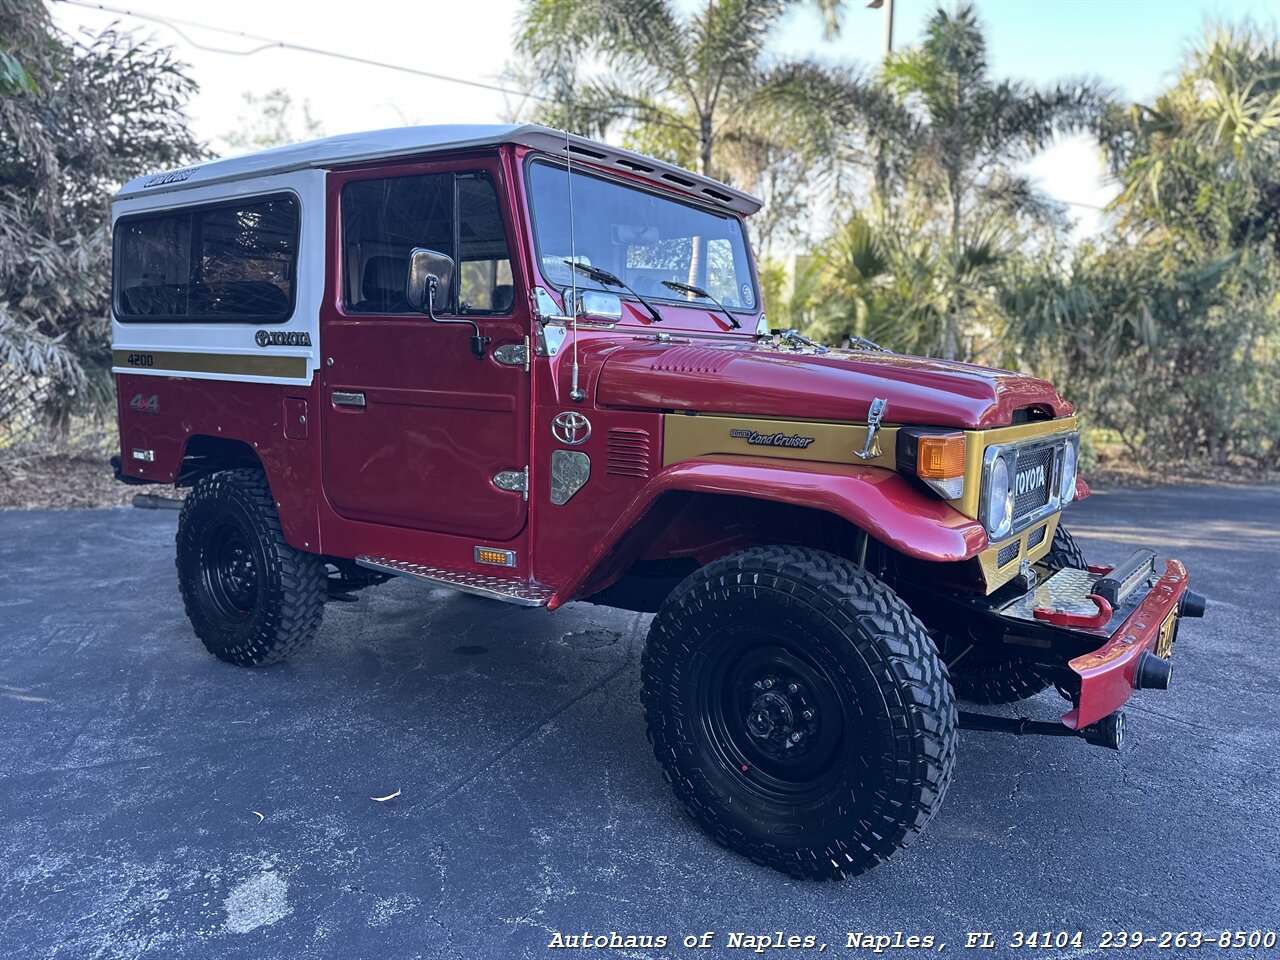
1060,439 -> 1078,503
984,455 -> 1013,539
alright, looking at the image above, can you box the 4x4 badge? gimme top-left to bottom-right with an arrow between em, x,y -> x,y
551,411 -> 591,445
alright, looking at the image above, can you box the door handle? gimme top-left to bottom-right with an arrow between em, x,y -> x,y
331,390 -> 366,408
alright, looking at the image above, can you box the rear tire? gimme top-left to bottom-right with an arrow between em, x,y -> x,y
948,523 -> 1090,704
176,468 -> 324,666
641,546 -> 957,880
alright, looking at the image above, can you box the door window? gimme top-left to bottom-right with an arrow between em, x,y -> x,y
341,172 -> 513,315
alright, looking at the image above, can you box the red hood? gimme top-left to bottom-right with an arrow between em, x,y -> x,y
596,341 -> 1071,429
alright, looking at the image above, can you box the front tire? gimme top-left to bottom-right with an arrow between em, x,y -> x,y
176,468 -> 324,666
948,523 -> 1090,704
641,547 -> 957,880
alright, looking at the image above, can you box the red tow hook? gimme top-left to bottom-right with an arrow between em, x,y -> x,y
1033,594 -> 1114,629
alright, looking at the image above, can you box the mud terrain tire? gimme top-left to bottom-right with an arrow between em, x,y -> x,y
641,546 -> 957,880
948,524 -> 1089,704
176,468 -> 324,666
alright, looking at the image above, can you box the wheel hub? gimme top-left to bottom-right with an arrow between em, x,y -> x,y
201,519 -> 261,621
741,673 -> 819,760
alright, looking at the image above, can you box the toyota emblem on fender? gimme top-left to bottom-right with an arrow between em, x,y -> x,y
551,411 -> 592,445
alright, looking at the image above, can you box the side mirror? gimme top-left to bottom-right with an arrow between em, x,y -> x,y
406,247 -> 455,315
405,247 -> 489,359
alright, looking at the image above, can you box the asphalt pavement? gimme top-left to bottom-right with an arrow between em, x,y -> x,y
1,483 -> 1277,960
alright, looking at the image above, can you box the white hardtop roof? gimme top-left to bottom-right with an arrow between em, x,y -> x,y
114,123 -> 762,214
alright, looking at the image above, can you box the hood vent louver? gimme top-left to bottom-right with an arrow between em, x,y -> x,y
650,346 -> 735,374
606,428 -> 653,479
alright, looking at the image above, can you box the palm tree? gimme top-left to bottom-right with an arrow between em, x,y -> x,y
511,0 -> 862,254
1111,25 -> 1280,254
879,3 -> 1111,359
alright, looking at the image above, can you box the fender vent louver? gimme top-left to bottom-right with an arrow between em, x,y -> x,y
607,428 -> 653,479
650,346 -> 735,374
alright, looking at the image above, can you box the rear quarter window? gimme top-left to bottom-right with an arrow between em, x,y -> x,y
114,194 -> 299,323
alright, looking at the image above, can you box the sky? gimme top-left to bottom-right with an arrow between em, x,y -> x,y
49,0 -> 1278,243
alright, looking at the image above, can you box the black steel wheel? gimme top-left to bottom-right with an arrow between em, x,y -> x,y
948,523 -> 1089,704
176,468 -> 324,666
642,546 -> 957,880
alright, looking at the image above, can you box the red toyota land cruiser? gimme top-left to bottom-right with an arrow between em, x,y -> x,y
111,124 -> 1205,879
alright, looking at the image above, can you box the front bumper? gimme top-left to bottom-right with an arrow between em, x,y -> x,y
1060,559 -> 1190,729
995,557 -> 1197,729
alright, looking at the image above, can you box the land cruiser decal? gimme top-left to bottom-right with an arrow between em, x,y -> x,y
255,330 -> 312,347
729,428 -> 816,449
142,168 -> 196,187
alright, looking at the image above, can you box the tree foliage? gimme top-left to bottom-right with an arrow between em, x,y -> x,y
1022,24 -> 1280,467
222,88 -> 324,153
0,0 -> 201,436
511,0 -> 866,253
810,3 -> 1110,360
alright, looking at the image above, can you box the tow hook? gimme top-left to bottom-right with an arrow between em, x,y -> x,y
1133,650 -> 1173,690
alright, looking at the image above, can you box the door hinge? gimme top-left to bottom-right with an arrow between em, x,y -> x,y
494,466 -> 529,500
494,338 -> 530,372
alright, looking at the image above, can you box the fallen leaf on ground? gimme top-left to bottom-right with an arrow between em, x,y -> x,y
370,789 -> 401,803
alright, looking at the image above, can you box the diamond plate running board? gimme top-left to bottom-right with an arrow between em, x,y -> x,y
355,556 -> 554,607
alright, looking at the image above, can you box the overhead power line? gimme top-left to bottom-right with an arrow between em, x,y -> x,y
56,0 -> 557,103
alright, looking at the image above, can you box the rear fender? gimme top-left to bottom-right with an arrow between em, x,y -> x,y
547,456 -> 988,609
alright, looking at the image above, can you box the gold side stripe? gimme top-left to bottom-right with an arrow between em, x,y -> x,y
662,413 -> 898,470
112,350 -> 308,379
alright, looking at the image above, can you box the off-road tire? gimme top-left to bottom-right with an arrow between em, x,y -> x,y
948,524 -> 1090,704
1044,524 -> 1087,570
176,468 -> 324,666
641,546 -> 957,880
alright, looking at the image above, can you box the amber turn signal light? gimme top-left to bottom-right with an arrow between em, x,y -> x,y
916,434 -> 966,499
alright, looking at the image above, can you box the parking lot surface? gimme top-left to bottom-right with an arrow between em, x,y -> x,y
1,483 -> 1277,959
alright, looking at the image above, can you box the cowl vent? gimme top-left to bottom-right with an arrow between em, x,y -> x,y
650,346 -> 735,374
606,428 -> 653,478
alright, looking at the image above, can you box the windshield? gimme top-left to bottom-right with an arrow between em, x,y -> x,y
527,160 -> 758,313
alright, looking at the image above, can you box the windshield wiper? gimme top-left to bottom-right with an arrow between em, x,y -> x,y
778,328 -> 830,353
660,280 -> 741,329
847,335 -> 890,352
562,260 -> 664,323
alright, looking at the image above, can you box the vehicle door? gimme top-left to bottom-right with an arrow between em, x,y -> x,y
320,157 -> 529,540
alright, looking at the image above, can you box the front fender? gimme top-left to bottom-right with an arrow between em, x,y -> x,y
547,456 -> 988,609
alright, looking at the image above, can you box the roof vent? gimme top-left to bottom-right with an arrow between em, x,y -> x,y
615,158 -> 655,173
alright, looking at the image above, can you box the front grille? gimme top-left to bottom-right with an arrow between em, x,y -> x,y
997,542 -> 1020,567
1027,525 -> 1047,549
1012,445 -> 1056,521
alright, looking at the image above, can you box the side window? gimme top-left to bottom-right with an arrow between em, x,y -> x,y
341,174 -> 452,314
115,196 -> 298,322
457,176 -> 513,315
341,172 -> 513,315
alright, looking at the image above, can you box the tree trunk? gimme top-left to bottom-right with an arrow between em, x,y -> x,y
688,115 -> 714,287
944,182 -> 961,361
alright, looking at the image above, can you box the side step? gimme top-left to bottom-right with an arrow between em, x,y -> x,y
355,555 -> 554,607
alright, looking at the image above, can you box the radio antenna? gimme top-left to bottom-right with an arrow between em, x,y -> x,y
565,127 -> 585,402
